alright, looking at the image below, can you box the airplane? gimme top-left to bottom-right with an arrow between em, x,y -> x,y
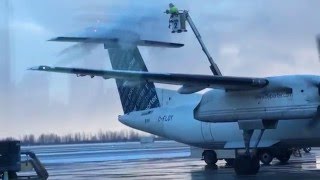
29,31 -> 320,175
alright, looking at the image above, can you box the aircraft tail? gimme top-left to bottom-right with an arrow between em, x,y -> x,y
50,33 -> 183,114
106,46 -> 160,114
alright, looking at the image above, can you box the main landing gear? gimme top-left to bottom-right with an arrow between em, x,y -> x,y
234,154 -> 260,175
234,130 -> 262,175
259,149 -> 273,165
258,148 -> 292,165
303,147 -> 311,153
225,158 -> 235,167
276,149 -> 292,164
201,120 -> 279,175
202,130 -> 264,175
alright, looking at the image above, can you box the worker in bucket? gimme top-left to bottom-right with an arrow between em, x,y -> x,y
166,3 -> 187,33
166,3 -> 179,15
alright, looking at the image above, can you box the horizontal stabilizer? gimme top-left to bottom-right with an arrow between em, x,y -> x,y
49,37 -> 184,48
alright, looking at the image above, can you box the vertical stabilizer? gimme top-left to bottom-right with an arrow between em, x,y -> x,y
106,46 -> 160,114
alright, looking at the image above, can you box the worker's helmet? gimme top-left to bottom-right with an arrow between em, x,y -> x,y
169,3 -> 174,7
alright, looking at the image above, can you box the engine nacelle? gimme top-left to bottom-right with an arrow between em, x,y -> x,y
194,87 -> 319,123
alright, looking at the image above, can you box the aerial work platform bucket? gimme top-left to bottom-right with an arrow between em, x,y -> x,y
164,4 -> 222,76
169,12 -> 188,33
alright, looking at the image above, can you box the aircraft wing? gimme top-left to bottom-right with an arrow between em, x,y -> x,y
29,66 -> 268,93
49,37 -> 184,48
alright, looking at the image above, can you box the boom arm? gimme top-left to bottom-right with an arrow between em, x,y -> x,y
184,11 -> 222,76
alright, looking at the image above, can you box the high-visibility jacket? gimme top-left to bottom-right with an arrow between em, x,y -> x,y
169,6 -> 178,14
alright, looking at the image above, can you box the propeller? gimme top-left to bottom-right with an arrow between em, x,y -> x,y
306,35 -> 320,129
307,106 -> 320,129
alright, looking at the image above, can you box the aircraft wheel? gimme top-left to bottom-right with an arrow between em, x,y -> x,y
203,150 -> 218,165
276,150 -> 291,164
259,150 -> 273,165
303,147 -> 311,153
8,171 -> 17,179
234,155 -> 260,175
225,158 -> 235,167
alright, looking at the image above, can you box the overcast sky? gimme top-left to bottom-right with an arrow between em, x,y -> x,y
1,0 -> 320,138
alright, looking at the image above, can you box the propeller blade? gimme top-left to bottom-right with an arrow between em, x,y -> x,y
307,118 -> 319,129
307,106 -> 320,129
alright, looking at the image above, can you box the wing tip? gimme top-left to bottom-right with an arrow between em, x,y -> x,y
28,66 -> 52,71
48,37 -> 60,41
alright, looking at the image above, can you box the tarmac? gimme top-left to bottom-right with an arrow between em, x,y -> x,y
18,141 -> 320,180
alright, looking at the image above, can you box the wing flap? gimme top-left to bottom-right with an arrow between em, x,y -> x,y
29,66 -> 269,92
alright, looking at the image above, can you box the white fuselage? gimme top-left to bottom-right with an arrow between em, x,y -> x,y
119,75 -> 320,149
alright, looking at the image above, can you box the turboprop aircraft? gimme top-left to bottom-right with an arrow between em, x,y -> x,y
29,33 -> 320,175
